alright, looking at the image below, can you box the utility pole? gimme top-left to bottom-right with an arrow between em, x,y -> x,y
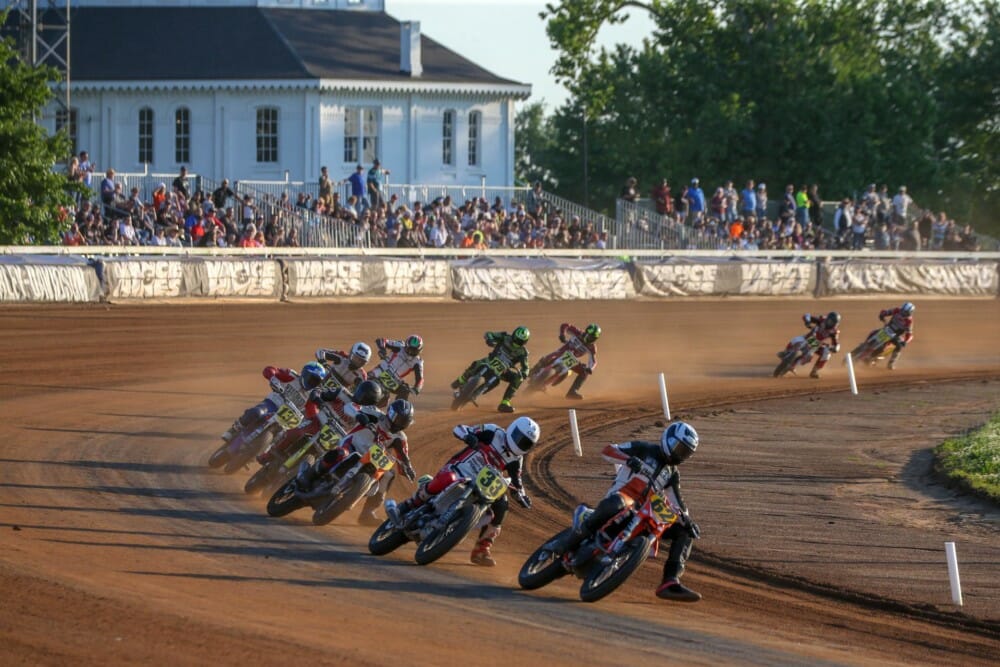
582,103 -> 589,209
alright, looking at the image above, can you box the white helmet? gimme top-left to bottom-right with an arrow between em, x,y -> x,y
900,302 -> 915,316
506,416 -> 540,457
349,342 -> 372,369
660,421 -> 699,465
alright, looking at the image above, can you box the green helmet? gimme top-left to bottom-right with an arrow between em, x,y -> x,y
512,326 -> 530,346
583,323 -> 602,344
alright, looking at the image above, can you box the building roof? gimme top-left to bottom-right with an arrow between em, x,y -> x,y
40,7 -> 525,87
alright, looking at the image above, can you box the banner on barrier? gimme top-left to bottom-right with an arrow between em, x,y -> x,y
190,259 -> 282,298
284,258 -> 452,298
819,260 -> 999,296
0,256 -> 101,303
637,258 -> 816,296
451,257 -> 634,300
101,258 -> 185,299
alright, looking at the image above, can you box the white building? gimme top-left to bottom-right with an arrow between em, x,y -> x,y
36,0 -> 530,186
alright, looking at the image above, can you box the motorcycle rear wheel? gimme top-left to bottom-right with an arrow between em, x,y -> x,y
266,480 -> 305,517
311,474 -> 371,526
578,534 -> 653,603
368,518 -> 410,555
451,375 -> 485,411
773,351 -> 798,378
414,503 -> 479,565
518,529 -> 571,590
244,463 -> 278,495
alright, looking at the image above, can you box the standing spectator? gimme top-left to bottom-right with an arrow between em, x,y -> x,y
782,184 -> 797,219
686,178 -> 705,224
367,159 -> 390,209
675,184 -> 690,222
710,187 -> 727,221
808,184 -> 822,227
740,180 -> 756,220
526,181 -> 546,217
78,150 -> 95,192
930,212 -> 949,250
173,166 -> 191,200
755,183 -> 768,221
723,180 -> 739,225
619,176 -> 639,202
795,184 -> 810,226
891,186 -> 913,226
652,178 -> 673,216
318,165 -> 333,208
850,207 -> 868,250
99,169 -> 116,218
833,198 -> 853,243
62,223 -> 85,246
343,164 -> 368,213
212,178 -> 235,210
918,209 -> 934,249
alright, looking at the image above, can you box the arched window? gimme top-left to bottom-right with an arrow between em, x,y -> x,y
442,110 -> 455,166
138,107 -> 154,164
468,111 -> 481,167
256,107 -> 279,163
175,107 -> 190,164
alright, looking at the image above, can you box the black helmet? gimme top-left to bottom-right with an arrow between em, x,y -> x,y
824,312 -> 841,329
352,380 -> 383,407
386,399 -> 414,433
405,334 -> 424,356
660,421 -> 699,465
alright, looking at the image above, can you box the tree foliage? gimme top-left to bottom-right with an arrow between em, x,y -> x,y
528,0 -> 1000,233
0,13 -> 78,244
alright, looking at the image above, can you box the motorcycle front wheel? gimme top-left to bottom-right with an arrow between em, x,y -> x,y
578,534 -> 653,603
266,480 -> 305,518
311,474 -> 371,526
207,442 -> 231,469
518,529 -> 571,590
244,463 -> 278,495
773,351 -> 798,378
451,375 -> 485,411
368,518 -> 410,555
223,428 -> 273,475
413,503 -> 479,565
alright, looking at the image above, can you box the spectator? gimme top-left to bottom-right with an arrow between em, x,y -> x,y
891,186 -> 913,226
930,212 -> 949,250
78,150 -> 95,191
239,223 -> 262,248
686,178 -> 705,223
740,180 -> 756,220
118,216 -> 139,246
99,168 -> 116,217
808,184 -> 822,227
652,178 -> 673,216
62,223 -> 85,246
620,177 -> 639,203
319,166 -> 333,208
755,182 -> 768,221
173,166 -> 191,200
367,159 -> 389,209
164,225 -> 183,248
212,178 -> 235,210
342,164 -> 368,213
723,180 -> 739,225
710,187 -> 727,221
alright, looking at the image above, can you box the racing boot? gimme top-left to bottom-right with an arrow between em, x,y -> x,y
470,525 -> 501,566
497,399 -> 515,413
655,578 -> 702,602
221,418 -> 243,443
384,484 -> 430,528
887,348 -> 901,370
550,505 -> 593,554
809,358 -> 827,379
357,494 -> 383,526
565,374 -> 586,400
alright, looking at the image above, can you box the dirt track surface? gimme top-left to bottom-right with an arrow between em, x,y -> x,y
1,299 -> 998,666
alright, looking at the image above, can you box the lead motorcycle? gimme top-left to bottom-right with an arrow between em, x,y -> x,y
451,355 -> 515,411
517,463 -> 691,603
526,346 -> 594,393
207,377 -> 307,474
773,330 -> 823,378
265,428 -> 398,526
848,325 -> 901,367
368,464 -> 508,565
368,353 -> 414,408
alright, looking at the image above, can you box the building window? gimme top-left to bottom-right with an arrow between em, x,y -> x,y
442,110 -> 455,166
343,107 -> 379,164
468,111 -> 481,167
175,107 -> 190,164
256,107 -> 278,163
56,107 -> 77,156
138,107 -> 154,164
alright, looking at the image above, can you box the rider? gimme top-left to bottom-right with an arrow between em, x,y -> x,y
255,379 -> 383,466
385,416 -> 539,566
296,390 -> 417,526
875,302 -> 914,369
551,421 -> 702,602
316,341 -> 372,391
534,323 -> 600,400
782,311 -> 841,378
221,361 -> 328,443
372,335 -> 425,402
451,326 -> 531,413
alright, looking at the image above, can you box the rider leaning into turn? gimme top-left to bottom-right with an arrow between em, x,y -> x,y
452,326 -> 531,413
551,421 -> 703,602
536,323 -> 601,400
315,341 -> 372,391
373,335 -> 425,400
789,312 -> 841,378
385,416 -> 540,566
874,302 -> 915,369
222,361 -> 328,443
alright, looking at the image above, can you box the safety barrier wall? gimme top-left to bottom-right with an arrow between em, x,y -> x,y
0,249 -> 996,303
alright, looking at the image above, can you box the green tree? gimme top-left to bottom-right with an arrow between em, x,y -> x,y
0,14 -> 79,244
515,101 -> 560,189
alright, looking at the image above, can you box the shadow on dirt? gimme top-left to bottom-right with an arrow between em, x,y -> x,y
22,426 -> 215,442
0,457 -> 204,476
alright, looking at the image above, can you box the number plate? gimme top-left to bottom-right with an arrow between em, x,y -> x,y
648,493 -> 678,524
275,403 -> 302,429
378,368 -> 400,392
315,425 -> 340,450
475,466 -> 507,502
557,351 -> 577,369
874,329 -> 892,344
805,335 -> 819,349
367,443 -> 394,471
487,357 -> 508,375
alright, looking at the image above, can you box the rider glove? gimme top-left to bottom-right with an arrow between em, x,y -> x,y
514,489 -> 532,509
355,412 -> 375,427
463,432 -> 480,448
402,462 -> 416,482
684,517 -> 701,539
626,456 -> 644,473
319,386 -> 341,403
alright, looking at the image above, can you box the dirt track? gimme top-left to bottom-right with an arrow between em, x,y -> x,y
1,299 -> 998,666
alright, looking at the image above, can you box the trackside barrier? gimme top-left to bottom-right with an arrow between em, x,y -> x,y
0,248 -> 997,303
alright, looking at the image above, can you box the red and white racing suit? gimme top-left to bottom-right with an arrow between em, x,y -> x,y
871,307 -> 914,367
373,338 -> 424,401
786,314 -> 840,375
316,348 -> 368,390
534,323 -> 596,396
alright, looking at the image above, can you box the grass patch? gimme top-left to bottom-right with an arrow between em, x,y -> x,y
934,412 -> 1000,504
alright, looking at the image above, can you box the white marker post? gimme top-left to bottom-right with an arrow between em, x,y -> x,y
658,372 -> 672,421
945,541 -> 963,606
568,409 -> 583,457
845,353 -> 859,395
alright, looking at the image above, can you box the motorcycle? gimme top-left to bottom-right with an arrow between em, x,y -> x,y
451,355 -> 514,411
265,432 -> 398,526
773,330 -> 822,378
518,465 -> 689,603
207,378 -> 307,474
526,346 -> 593,393
243,402 -> 349,496
848,325 -> 900,367
368,463 -> 508,565
368,355 -> 412,408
